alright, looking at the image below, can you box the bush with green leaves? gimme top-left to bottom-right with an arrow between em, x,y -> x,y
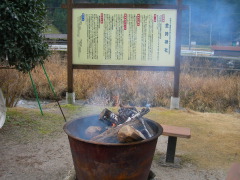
0,0 -> 49,72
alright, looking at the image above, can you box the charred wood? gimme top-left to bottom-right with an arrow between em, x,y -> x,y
99,108 -> 119,126
91,118 -> 140,143
99,107 -> 150,127
91,118 -> 154,143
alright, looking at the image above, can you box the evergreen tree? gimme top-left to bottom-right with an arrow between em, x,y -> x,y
0,0 -> 49,72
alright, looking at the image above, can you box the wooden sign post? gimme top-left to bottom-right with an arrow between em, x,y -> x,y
63,0 -> 184,108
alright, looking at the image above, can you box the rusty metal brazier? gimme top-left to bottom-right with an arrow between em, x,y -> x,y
64,115 -> 163,180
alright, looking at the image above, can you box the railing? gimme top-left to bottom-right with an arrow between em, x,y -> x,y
181,50 -> 214,56
48,45 -> 67,51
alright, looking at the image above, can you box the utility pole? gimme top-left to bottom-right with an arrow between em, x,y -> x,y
210,24 -> 212,46
188,6 -> 191,50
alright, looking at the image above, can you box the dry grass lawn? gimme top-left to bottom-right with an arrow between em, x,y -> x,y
145,108 -> 240,169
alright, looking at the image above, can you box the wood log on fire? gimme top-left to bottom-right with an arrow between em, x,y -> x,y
91,118 -> 154,143
99,108 -> 119,126
91,118 -> 139,143
99,107 -> 150,127
117,125 -> 146,143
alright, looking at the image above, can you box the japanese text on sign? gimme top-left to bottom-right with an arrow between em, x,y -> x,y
72,8 -> 177,67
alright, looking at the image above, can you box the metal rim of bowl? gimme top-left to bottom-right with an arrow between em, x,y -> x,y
63,114 -> 163,146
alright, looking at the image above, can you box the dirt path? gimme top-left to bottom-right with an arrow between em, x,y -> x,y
0,132 -> 73,180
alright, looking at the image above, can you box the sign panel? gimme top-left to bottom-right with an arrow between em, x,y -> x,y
72,8 -> 177,67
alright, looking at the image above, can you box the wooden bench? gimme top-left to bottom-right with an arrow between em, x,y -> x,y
161,124 -> 191,163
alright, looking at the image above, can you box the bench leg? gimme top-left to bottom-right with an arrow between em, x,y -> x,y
166,136 -> 177,163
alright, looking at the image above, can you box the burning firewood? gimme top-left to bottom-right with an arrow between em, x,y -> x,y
99,106 -> 150,126
118,106 -> 138,122
117,125 -> 146,143
91,117 -> 154,143
99,108 -> 119,126
91,106 -> 154,143
130,117 -> 154,139
91,118 -> 142,143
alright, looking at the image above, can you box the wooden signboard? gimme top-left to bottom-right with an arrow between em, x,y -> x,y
72,8 -> 177,67
63,1 -> 183,99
